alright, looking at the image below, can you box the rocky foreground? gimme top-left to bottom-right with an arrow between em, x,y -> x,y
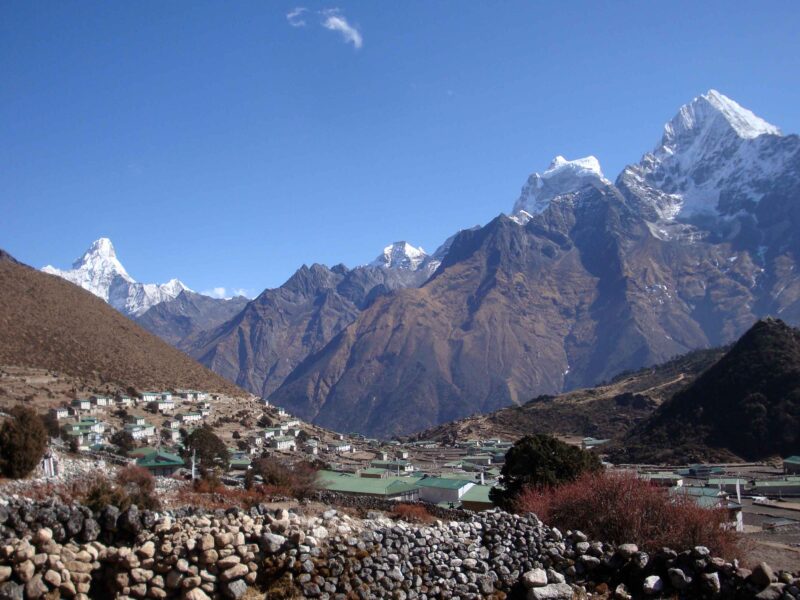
0,496 -> 798,599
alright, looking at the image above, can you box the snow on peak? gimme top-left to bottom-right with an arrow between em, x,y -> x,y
371,241 -> 429,271
664,90 -> 781,145
42,238 -> 191,316
512,155 -> 611,216
625,90 -> 791,220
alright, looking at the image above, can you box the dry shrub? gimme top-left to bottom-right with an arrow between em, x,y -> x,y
116,465 -> 160,510
246,458 -> 318,500
515,471 -> 741,559
392,503 -> 434,523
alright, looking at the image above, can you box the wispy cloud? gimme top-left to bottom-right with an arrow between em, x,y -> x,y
287,7 -> 363,50
321,9 -> 363,49
286,7 -> 307,27
202,286 -> 252,300
202,287 -> 228,299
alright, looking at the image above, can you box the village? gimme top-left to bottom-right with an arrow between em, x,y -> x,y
42,388 -> 800,553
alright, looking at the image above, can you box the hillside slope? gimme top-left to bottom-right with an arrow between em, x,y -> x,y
0,251 -> 243,395
614,318 -> 800,463
414,346 -> 725,443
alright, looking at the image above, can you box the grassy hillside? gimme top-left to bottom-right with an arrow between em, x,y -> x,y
0,251 -> 244,396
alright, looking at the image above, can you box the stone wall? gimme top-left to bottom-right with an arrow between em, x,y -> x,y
0,496 -> 798,600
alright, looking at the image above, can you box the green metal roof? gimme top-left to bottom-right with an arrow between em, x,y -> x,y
360,468 -> 389,475
418,477 -> 473,490
461,485 -> 493,505
136,450 -> 184,469
753,479 -> 800,488
317,470 -> 421,496
642,472 -> 682,480
784,456 -> 800,464
708,478 -> 748,485
128,447 -> 158,458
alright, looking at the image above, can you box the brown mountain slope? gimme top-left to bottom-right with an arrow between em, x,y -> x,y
270,185 -> 761,437
413,346 -> 725,444
183,263 -> 425,397
0,252 -> 243,395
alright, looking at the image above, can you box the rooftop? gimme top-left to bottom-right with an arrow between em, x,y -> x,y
417,477 -> 473,490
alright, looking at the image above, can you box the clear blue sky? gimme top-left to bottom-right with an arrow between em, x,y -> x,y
3,1 -> 799,297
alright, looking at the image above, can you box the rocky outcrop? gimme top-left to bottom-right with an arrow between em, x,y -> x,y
0,496 -> 797,599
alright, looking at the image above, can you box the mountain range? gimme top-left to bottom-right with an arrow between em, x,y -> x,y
40,90 -> 800,437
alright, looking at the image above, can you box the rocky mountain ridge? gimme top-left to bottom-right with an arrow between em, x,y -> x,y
266,90 -> 800,436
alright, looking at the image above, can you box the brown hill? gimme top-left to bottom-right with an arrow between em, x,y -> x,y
413,346 -> 725,444
613,318 -> 800,463
0,251 -> 243,395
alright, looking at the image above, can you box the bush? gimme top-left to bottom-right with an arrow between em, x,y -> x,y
0,406 -> 48,478
490,434 -> 602,508
110,430 -> 135,453
83,477 -> 131,512
116,465 -> 160,510
515,471 -> 740,559
245,458 -> 318,500
83,466 -> 161,512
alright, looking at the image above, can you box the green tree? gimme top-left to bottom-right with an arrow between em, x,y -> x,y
111,430 -> 135,453
490,434 -> 602,508
0,406 -> 48,478
184,425 -> 229,470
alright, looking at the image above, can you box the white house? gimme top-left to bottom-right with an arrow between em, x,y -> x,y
125,423 -> 156,441
127,415 -> 147,426
271,436 -> 297,451
50,407 -> 70,420
178,412 -> 202,423
71,398 -> 92,412
163,419 -> 180,430
329,442 -> 352,453
91,395 -> 111,408
163,428 -> 181,442
418,477 -> 475,505
142,391 -> 172,404
117,396 -> 134,407
155,399 -> 175,413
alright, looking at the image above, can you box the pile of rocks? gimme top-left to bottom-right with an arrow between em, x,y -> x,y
0,497 -> 798,599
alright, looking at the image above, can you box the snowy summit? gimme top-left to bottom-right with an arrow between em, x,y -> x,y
512,155 -> 611,218
43,237 -> 190,316
370,242 -> 429,271
624,89 -> 789,220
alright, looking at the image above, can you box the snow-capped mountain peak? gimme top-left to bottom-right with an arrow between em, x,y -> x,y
65,237 -> 133,282
371,242 -> 429,271
42,238 -> 191,316
663,90 -> 781,147
512,155 -> 611,218
621,90 -> 794,221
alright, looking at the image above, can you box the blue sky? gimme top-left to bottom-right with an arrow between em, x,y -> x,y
3,1 -> 800,297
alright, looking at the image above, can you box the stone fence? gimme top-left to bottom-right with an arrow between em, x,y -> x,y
0,495 -> 798,600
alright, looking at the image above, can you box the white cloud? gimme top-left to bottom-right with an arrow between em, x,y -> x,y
321,10 -> 363,49
231,288 -> 251,298
286,7 -> 307,27
202,287 -> 227,299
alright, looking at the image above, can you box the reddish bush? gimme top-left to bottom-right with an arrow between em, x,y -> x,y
515,471 -> 741,559
392,503 -> 434,523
